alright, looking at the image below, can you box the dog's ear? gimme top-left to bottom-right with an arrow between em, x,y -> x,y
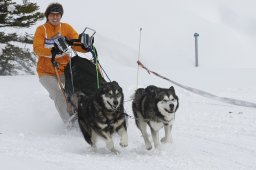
111,81 -> 119,86
111,81 -> 123,92
169,86 -> 178,102
169,86 -> 175,93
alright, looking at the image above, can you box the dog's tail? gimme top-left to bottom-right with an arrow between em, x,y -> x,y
78,119 -> 93,145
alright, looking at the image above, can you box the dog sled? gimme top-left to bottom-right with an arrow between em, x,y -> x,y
64,54 -> 106,98
51,27 -> 107,124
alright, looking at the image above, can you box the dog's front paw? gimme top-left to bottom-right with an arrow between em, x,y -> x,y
161,137 -> 173,143
145,140 -> 152,150
119,132 -> 128,147
146,144 -> 152,150
120,142 -> 128,147
111,148 -> 120,155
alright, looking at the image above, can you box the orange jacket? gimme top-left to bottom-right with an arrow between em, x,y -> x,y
33,22 -> 86,77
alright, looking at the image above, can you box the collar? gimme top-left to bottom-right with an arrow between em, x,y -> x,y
44,22 -> 61,31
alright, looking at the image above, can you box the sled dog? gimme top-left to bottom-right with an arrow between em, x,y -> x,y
75,81 -> 128,154
132,85 -> 179,150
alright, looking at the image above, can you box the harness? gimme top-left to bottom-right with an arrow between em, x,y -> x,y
93,100 -> 119,132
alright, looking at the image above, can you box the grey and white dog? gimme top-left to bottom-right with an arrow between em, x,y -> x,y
132,85 -> 179,150
75,81 -> 128,154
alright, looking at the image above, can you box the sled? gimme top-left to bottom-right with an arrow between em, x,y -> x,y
64,55 -> 106,97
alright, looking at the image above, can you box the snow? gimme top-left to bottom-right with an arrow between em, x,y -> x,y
1,68 -> 256,170
7,4 -> 16,13
1,0 -> 256,169
0,43 -> 6,56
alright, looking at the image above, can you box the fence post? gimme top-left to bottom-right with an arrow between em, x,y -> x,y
194,33 -> 199,67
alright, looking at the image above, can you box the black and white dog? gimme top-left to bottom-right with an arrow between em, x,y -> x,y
75,81 -> 128,154
132,85 -> 179,150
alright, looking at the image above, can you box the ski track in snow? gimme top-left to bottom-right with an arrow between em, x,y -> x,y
0,75 -> 256,170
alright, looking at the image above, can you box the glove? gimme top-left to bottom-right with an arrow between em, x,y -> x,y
81,33 -> 94,45
51,43 -> 63,57
79,33 -> 94,51
51,43 -> 62,67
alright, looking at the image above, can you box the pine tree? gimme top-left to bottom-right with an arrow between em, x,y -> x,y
0,0 -> 44,75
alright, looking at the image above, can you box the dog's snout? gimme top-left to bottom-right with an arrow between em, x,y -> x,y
113,100 -> 118,106
169,104 -> 174,110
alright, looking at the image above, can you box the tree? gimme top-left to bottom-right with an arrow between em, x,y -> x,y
0,0 -> 44,75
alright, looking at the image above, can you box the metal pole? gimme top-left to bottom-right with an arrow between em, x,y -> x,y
136,28 -> 142,89
194,33 -> 199,67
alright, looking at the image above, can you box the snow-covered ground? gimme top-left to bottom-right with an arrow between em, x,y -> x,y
1,66 -> 256,170
1,0 -> 256,169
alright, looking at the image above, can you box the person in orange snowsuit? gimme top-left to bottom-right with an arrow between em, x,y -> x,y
33,3 -> 87,126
